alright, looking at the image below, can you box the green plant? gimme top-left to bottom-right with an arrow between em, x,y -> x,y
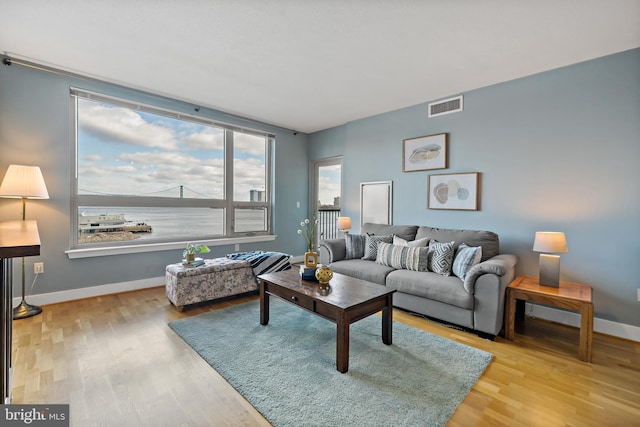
297,217 -> 319,252
183,243 -> 211,258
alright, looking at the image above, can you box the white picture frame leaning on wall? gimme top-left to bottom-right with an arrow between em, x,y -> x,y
428,172 -> 479,211
360,181 -> 393,226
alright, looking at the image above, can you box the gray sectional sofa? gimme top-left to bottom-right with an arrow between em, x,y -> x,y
319,223 -> 518,338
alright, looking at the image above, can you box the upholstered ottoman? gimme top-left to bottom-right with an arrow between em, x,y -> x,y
165,258 -> 256,311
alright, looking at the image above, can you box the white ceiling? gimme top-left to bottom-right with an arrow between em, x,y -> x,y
2,1 -> 639,133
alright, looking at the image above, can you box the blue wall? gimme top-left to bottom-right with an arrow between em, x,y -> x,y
309,49 -> 640,327
0,61 -> 310,296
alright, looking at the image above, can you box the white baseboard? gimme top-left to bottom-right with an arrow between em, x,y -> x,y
526,303 -> 640,343
14,281 -> 640,343
13,277 -> 164,307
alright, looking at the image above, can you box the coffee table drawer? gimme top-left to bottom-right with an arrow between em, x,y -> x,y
271,286 -> 314,311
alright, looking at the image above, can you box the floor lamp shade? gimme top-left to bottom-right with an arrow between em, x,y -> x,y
533,232 -> 568,288
0,164 -> 49,319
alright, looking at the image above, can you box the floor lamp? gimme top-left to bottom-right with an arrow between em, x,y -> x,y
0,165 -> 49,319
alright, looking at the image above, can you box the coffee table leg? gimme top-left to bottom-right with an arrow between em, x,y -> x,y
336,312 -> 349,373
260,280 -> 269,325
382,294 -> 392,345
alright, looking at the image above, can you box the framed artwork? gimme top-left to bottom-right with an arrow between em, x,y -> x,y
360,181 -> 393,226
402,133 -> 447,172
428,172 -> 479,210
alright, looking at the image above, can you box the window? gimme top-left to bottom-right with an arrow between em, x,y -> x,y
71,89 -> 272,249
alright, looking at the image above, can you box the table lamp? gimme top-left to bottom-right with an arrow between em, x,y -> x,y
533,231 -> 568,288
337,216 -> 351,234
0,164 -> 49,319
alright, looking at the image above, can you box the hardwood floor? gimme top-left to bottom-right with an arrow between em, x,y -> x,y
10,286 -> 640,426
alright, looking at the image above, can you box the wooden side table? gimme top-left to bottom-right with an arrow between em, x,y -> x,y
505,275 -> 593,362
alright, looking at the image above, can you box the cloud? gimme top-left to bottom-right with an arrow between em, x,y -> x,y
235,132 -> 267,156
79,101 -> 179,150
76,98 -> 267,200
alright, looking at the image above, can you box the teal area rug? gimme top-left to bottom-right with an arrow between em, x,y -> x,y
169,299 -> 492,427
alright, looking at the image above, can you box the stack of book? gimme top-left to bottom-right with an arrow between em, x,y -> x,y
182,257 -> 205,268
299,265 -> 318,281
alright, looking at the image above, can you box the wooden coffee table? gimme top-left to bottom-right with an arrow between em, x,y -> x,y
258,269 -> 396,373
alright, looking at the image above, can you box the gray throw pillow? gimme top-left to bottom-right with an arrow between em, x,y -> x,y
428,240 -> 455,276
362,234 -> 392,261
345,234 -> 367,259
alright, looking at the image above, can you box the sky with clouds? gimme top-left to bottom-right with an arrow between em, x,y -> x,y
77,98 -> 266,201
317,164 -> 341,206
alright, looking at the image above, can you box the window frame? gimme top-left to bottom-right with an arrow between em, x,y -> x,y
69,88 -> 274,254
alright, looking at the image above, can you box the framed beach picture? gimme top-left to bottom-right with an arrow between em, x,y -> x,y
360,181 -> 393,226
428,172 -> 479,210
402,133 -> 447,172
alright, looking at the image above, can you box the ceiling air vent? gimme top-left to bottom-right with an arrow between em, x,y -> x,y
428,95 -> 463,118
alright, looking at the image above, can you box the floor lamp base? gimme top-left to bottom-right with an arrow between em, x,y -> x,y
13,301 -> 42,319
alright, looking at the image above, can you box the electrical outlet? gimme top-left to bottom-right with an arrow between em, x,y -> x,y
637,288 -> 640,302
235,243 -> 240,251
34,262 -> 44,274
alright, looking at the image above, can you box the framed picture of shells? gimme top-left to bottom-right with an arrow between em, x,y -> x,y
428,172 -> 479,210
402,133 -> 447,172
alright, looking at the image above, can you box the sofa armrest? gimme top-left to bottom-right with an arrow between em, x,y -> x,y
464,254 -> 519,294
466,254 -> 518,336
319,239 -> 346,264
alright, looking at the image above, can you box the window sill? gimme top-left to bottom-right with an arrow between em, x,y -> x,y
65,235 -> 277,259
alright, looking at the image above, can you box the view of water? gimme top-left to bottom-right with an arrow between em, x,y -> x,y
78,206 -> 266,241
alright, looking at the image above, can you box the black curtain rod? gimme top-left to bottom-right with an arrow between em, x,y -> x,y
2,55 -> 300,136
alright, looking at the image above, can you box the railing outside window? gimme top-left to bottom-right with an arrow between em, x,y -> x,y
317,208 -> 341,241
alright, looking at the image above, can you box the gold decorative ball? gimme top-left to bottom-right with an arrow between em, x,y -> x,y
315,264 -> 333,285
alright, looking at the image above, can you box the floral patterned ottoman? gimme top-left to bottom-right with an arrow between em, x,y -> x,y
165,258 -> 256,311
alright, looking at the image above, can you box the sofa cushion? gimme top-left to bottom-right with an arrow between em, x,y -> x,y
329,259 -> 395,286
361,223 -> 419,242
428,240 -> 455,276
362,234 -> 392,261
452,244 -> 482,280
393,235 -> 429,247
416,226 -> 499,262
345,234 -> 367,259
386,269 -> 474,309
375,242 -> 430,272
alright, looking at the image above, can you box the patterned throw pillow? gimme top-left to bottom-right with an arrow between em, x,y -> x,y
452,243 -> 483,280
428,240 -> 455,276
392,235 -> 429,248
376,242 -> 430,272
345,234 -> 367,259
362,234 -> 393,261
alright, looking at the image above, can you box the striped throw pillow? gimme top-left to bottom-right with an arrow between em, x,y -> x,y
452,243 -> 482,280
376,242 -> 430,272
345,234 -> 367,259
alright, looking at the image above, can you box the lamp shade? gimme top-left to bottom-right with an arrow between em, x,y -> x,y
533,232 -> 568,253
0,165 -> 49,199
336,216 -> 352,230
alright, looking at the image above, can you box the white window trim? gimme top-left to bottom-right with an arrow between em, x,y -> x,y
65,235 -> 277,259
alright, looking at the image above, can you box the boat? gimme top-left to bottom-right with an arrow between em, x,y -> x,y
79,213 -> 152,234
